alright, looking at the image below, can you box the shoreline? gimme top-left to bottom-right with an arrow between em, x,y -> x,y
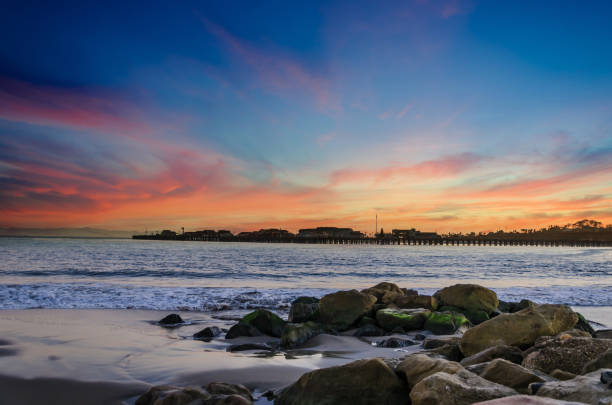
0,301 -> 610,404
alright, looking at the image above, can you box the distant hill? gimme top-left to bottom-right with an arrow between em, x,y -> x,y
0,227 -> 135,238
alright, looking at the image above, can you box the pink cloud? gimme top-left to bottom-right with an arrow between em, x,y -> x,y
396,103 -> 414,119
330,152 -> 483,185
0,77 -> 152,137
200,17 -> 339,111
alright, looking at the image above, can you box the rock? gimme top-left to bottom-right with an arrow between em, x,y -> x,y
376,308 -> 430,332
275,358 -> 411,405
595,329 -> 612,339
439,305 -> 490,325
424,311 -> 470,334
460,304 -> 579,356
318,290 -> 377,330
410,369 -> 518,405
206,382 -> 253,402
396,353 -> 463,388
288,297 -> 319,323
357,316 -> 377,326
414,333 -> 427,341
225,323 -> 263,339
556,329 -> 592,338
480,358 -> 545,393
532,370 -> 612,405
602,370 -> 612,385
226,309 -> 285,339
135,385 -> 211,405
498,300 -> 536,313
194,326 -> 222,340
207,395 -> 252,404
429,340 -> 465,362
473,395 -> 592,404
461,345 -> 524,366
550,369 -> 577,380
361,282 -> 404,301
280,322 -> 324,349
522,337 -> 612,374
395,294 -> 439,310
402,288 -> 418,296
582,348 -> 612,374
466,362 -> 491,375
434,284 -> 499,315
423,336 -> 461,349
159,314 -> 183,325
353,323 -> 385,337
376,337 -> 416,348
575,313 -> 596,336
227,343 -> 273,352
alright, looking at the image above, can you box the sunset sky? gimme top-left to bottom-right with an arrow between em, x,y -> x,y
1,1 -> 612,234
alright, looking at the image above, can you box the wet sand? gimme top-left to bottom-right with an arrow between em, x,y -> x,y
0,308 -> 424,404
0,307 -> 608,405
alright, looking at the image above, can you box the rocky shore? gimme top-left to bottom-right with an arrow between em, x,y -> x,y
136,282 -> 611,405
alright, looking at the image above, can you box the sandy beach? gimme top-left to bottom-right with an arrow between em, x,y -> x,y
1,305 -> 610,405
0,308 -> 430,405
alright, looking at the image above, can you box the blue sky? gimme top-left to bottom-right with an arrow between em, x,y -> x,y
1,0 -> 611,232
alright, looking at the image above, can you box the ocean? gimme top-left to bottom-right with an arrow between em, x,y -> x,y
0,237 -> 610,311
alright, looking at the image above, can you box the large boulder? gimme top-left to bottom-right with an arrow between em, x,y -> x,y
434,284 -> 499,315
288,297 -> 319,323
318,290 -> 377,330
424,311 -> 470,334
395,294 -> 439,310
473,395 -> 592,404
226,309 -> 285,339
459,304 -> 579,356
522,337 -> 612,374
274,358 -> 410,405
280,322 -> 325,349
376,308 -> 430,332
595,329 -> 612,339
533,370 -> 612,405
480,358 -> 545,393
410,369 -> 518,405
582,348 -> 612,374
460,345 -> 524,367
396,353 -> 463,388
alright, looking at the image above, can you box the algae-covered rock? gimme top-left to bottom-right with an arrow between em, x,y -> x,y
280,322 -> 324,349
396,353 -> 463,388
439,305 -> 490,325
226,309 -> 285,338
522,336 -> 612,374
275,358 -> 411,405
497,299 -> 535,313
480,358 -> 545,393
434,284 -> 499,315
410,369 -> 518,405
318,290 -> 377,330
459,304 -> 578,356
395,294 -> 439,310
574,313 -> 595,336
424,311 -> 470,334
376,308 -> 431,332
288,297 -> 319,323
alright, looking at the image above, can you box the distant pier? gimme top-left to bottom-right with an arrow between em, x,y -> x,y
133,224 -> 612,247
